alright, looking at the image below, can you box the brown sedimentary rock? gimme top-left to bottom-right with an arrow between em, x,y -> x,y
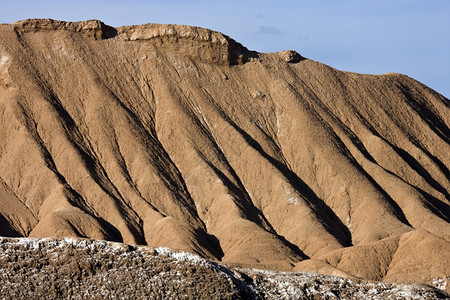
0,19 -> 448,290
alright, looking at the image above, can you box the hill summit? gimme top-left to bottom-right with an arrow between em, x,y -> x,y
0,19 -> 449,293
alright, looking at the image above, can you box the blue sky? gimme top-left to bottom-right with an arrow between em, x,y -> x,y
2,0 -> 449,98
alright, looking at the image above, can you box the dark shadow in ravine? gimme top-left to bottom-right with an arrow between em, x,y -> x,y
200,157 -> 309,260
0,214 -> 22,237
221,117 -> 353,247
397,84 -> 450,145
96,216 -> 124,243
416,188 -> 450,222
389,141 -> 449,200
202,231 -> 225,261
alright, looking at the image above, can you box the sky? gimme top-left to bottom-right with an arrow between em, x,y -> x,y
2,0 -> 449,98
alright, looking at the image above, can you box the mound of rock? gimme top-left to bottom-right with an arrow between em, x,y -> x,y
0,237 -> 447,299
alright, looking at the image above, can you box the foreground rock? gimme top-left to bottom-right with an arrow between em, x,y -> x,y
0,237 -> 447,299
0,19 -> 449,290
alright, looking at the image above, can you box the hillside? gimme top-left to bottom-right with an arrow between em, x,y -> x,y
0,19 -> 449,293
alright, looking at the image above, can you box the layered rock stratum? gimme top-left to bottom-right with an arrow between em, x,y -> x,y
0,19 -> 449,296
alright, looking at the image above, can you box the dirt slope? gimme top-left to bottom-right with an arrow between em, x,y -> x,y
0,19 -> 449,289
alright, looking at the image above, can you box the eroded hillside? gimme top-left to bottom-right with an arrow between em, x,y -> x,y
0,19 -> 449,290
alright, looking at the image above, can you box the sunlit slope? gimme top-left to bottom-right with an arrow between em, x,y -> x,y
0,19 -> 448,288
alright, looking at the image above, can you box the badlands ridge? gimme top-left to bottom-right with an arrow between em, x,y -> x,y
0,19 -> 449,293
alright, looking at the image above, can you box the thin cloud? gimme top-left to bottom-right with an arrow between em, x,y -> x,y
258,25 -> 282,35
296,35 -> 310,41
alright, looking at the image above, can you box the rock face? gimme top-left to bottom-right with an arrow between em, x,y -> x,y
12,19 -> 118,40
278,50 -> 303,63
0,19 -> 449,291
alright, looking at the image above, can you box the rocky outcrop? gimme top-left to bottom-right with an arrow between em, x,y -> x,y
12,19 -> 117,40
11,19 -> 255,65
0,237 -> 447,299
116,23 -> 256,65
278,50 -> 303,63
